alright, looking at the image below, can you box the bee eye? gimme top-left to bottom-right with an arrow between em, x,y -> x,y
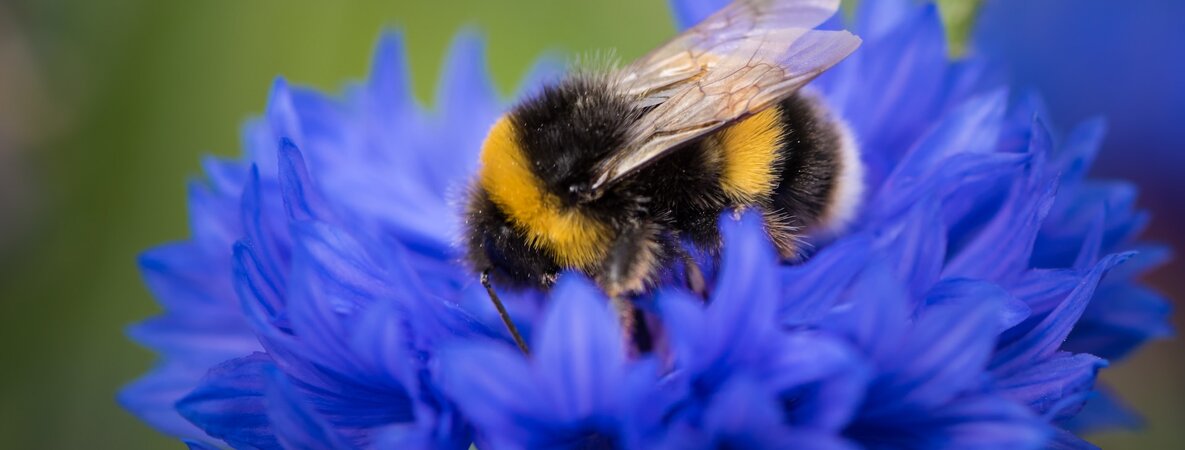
569,183 -> 597,204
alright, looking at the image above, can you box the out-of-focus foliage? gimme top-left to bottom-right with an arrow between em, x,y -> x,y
935,0 -> 979,54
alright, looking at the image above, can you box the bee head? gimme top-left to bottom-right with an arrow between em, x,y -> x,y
465,188 -> 560,288
515,75 -> 636,202
466,74 -> 641,285
468,112 -> 616,286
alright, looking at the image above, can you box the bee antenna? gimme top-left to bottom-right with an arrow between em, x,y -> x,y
481,269 -> 531,355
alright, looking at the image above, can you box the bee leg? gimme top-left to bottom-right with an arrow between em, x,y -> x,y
600,221 -> 663,354
609,294 -> 634,332
607,293 -> 655,356
481,269 -> 530,355
666,232 -> 710,301
601,293 -> 639,352
762,210 -> 808,262
674,246 -> 709,301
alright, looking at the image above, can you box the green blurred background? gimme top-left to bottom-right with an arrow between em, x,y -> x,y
0,1 -> 1178,448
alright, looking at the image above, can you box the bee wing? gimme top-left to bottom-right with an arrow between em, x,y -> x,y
619,0 -> 844,97
590,0 -> 859,191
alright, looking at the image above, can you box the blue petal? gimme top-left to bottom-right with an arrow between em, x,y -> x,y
820,261 -> 909,359
765,334 -> 869,431
120,361 -> 224,443
281,223 -> 426,436
285,221 -> 401,369
288,85 -> 345,156
882,89 -> 1007,194
925,278 -> 1030,333
1064,283 -> 1173,361
127,309 -> 257,363
233,240 -> 302,377
942,56 -> 993,112
373,422 -> 436,450
176,353 -> 280,450
427,31 -> 500,193
1053,119 -> 1107,186
849,394 -> 1050,450
991,253 -> 1132,375
366,30 -> 415,119
185,180 -> 239,248
839,4 -> 949,178
278,141 -> 335,222
780,236 -> 874,326
1003,268 -> 1081,319
1102,244 -> 1170,282
1065,182 -> 1150,252
437,344 -> 538,446
183,440 -> 220,450
436,31 -> 497,119
266,77 -> 304,145
372,410 -> 474,450
872,195 -> 946,299
864,293 -> 1002,416
659,288 -> 711,375
995,353 -> 1106,420
347,298 -> 418,391
668,0 -> 727,30
996,91 -> 1052,152
663,212 -> 784,387
710,210 -> 780,316
688,375 -> 859,450
768,433 -> 859,450
233,240 -> 287,333
923,396 -> 1050,450
238,166 -> 290,304
251,78 -> 304,177
199,155 -> 249,198
536,275 -> 627,421
882,150 -> 1030,223
137,242 -> 238,320
265,368 -> 355,450
945,149 -> 1057,281
700,376 -> 784,442
1035,192 -> 1111,270
854,0 -> 914,39
1071,207 -> 1107,271
278,371 -> 415,446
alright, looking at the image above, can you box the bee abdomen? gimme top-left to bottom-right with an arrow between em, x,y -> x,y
709,107 -> 787,206
767,92 -> 863,256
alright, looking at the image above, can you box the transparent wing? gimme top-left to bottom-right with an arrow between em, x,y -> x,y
590,0 -> 859,192
619,0 -> 842,97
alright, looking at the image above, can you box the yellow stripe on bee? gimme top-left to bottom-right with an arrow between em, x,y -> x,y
477,116 -> 610,268
710,107 -> 785,204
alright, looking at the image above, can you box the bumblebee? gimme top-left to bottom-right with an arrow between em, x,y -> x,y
464,0 -> 863,352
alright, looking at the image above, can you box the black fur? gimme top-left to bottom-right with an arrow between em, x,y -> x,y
769,94 -> 843,232
512,75 -> 637,208
465,190 -> 559,288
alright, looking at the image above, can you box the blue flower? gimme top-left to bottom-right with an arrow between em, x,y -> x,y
439,276 -> 667,449
122,0 -> 1171,448
651,214 -> 870,449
